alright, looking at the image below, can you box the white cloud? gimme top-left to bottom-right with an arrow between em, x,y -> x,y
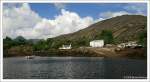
33,9 -> 94,39
94,18 -> 105,23
124,3 -> 147,15
99,3 -> 147,19
99,11 -> 130,19
3,3 -> 22,9
54,3 -> 66,9
3,3 -> 94,39
3,3 -> 42,39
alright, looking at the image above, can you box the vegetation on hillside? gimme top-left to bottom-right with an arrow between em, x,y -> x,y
3,30 -> 114,51
95,30 -> 114,44
138,30 -> 147,47
138,30 -> 147,57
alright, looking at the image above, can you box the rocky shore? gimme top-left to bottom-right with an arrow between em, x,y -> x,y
4,46 -> 146,59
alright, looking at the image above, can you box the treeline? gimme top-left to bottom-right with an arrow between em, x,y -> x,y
3,36 -> 30,50
3,29 -> 147,52
3,30 -> 115,51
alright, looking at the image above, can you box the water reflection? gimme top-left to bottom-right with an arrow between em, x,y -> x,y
3,57 -> 147,79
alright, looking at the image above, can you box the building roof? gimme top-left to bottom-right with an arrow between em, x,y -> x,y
90,40 -> 104,42
62,44 -> 71,48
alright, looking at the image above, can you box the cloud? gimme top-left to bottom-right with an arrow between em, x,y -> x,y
98,3 -> 147,19
3,3 -> 22,9
3,3 -> 42,39
3,3 -> 94,39
99,11 -> 130,19
33,9 -> 94,39
54,3 -> 66,9
94,18 -> 105,23
124,3 -> 147,15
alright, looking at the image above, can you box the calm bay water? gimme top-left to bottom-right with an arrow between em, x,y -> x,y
3,57 -> 147,79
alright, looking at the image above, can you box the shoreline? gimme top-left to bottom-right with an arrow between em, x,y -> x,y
3,56 -> 147,61
3,47 -> 147,59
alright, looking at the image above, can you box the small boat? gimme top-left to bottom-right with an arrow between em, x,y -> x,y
25,56 -> 35,59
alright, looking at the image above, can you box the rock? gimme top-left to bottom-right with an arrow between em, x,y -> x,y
115,48 -> 122,51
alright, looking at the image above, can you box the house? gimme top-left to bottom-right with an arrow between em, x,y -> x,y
117,41 -> 142,48
90,40 -> 104,47
59,44 -> 72,49
117,43 -> 126,48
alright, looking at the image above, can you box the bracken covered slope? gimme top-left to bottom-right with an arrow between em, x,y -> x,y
53,15 -> 147,43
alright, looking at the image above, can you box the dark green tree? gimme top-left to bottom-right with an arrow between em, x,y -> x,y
46,38 -> 54,49
138,31 -> 147,47
138,30 -> 147,57
3,36 -> 14,49
75,37 -> 89,47
33,40 -> 48,51
98,30 -> 114,44
14,36 -> 27,45
50,39 -> 65,49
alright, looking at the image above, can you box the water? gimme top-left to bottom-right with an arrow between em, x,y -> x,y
3,57 -> 147,79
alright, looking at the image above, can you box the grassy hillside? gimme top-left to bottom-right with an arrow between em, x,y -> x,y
53,15 -> 147,44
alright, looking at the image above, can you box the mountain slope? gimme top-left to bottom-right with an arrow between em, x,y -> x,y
53,15 -> 147,43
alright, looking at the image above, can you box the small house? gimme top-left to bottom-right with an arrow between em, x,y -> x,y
117,43 -> 126,48
90,40 -> 104,47
117,41 -> 142,48
59,44 -> 72,49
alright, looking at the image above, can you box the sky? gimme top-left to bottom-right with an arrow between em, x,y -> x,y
3,3 -> 147,39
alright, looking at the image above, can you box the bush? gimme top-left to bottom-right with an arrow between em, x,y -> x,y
33,40 -> 48,51
138,31 -> 147,47
96,30 -> 114,44
3,36 -> 15,50
14,36 -> 27,45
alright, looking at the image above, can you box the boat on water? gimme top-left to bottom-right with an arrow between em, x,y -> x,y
25,56 -> 35,59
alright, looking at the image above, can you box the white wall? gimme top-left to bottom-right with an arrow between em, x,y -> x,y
90,40 -> 104,47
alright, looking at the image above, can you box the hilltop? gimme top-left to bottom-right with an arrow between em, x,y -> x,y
53,15 -> 147,44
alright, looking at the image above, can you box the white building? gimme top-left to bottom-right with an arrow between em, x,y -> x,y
117,41 -> 142,48
90,40 -> 104,47
59,44 -> 72,49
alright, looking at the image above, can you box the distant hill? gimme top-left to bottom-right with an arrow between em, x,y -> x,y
52,15 -> 147,44
28,39 -> 42,44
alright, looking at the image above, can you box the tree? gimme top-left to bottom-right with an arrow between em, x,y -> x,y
3,36 -> 14,50
98,30 -> 114,44
33,40 -> 48,51
14,36 -> 27,45
138,30 -> 147,57
51,39 -> 65,49
46,38 -> 54,48
138,31 -> 147,47
75,37 -> 89,47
